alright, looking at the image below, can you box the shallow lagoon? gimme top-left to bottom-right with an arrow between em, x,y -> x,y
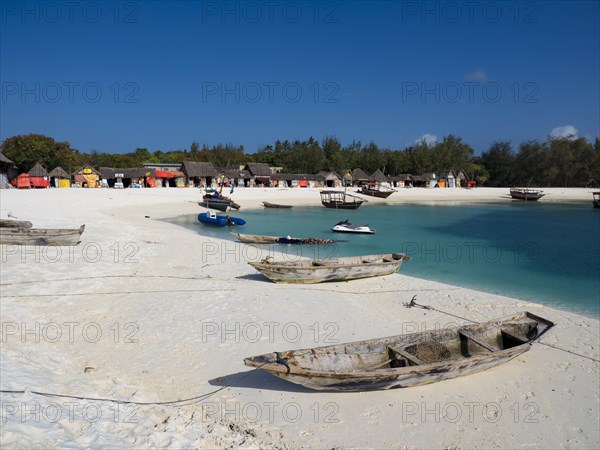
167,202 -> 600,316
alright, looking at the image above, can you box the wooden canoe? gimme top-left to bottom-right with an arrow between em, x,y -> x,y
0,219 -> 33,228
263,201 -> 293,208
509,188 -> 545,201
231,232 -> 337,245
358,186 -> 396,198
0,225 -> 85,246
248,253 -> 410,284
244,311 -> 554,391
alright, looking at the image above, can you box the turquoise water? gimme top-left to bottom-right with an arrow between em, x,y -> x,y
166,203 -> 600,316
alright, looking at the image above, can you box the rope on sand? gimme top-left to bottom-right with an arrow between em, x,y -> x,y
0,364 -> 268,407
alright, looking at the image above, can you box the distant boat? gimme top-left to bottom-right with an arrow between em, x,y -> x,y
510,188 -> 545,201
198,211 -> 246,227
331,220 -> 375,234
262,201 -> 293,209
201,190 -> 240,210
593,192 -> 600,209
0,225 -> 85,246
248,252 -> 410,284
0,218 -> 33,228
244,311 -> 555,391
231,232 -> 337,245
320,190 -> 365,209
358,185 -> 396,198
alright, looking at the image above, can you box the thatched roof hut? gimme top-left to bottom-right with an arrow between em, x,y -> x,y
181,161 -> 217,178
370,169 -> 389,183
28,162 -> 49,177
49,167 -> 70,179
245,163 -> 271,177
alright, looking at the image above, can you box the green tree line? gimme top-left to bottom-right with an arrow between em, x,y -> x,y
2,133 -> 599,187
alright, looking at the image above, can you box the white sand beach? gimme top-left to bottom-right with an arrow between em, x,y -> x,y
1,187 -> 598,449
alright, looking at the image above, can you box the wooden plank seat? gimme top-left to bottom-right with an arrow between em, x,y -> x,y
388,346 -> 425,365
459,329 -> 499,352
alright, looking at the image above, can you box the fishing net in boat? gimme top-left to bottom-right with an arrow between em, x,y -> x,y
405,342 -> 451,363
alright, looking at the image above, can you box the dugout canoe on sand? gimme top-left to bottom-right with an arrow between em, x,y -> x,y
0,224 -> 85,246
248,253 -> 411,284
244,311 -> 555,391
231,232 -> 337,245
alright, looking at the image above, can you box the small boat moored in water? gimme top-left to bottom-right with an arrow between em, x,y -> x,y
263,201 -> 293,209
244,311 -> 555,391
320,190 -> 366,209
248,252 -> 410,284
0,224 -> 85,246
331,220 -> 375,234
510,188 -> 545,201
231,232 -> 337,245
198,211 -> 246,227
593,192 -> 600,209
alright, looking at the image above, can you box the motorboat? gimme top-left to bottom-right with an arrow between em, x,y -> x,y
331,220 -> 375,234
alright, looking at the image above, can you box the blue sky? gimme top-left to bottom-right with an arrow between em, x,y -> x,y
1,0 -> 598,154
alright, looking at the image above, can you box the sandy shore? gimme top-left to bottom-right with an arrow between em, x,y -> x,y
1,187 -> 598,449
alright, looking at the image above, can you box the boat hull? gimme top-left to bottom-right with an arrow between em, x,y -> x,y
244,312 -> 554,391
263,201 -> 293,208
248,253 -> 410,284
510,188 -> 545,201
320,190 -> 365,209
0,225 -> 85,246
198,213 -> 245,227
359,187 -> 395,198
232,233 -> 335,245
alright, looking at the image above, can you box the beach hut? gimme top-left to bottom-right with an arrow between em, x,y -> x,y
222,168 -> 250,188
181,161 -> 217,188
48,166 -> 71,188
73,165 -> 101,188
28,163 -> 50,188
317,171 -> 342,188
389,174 -> 414,188
370,169 -> 391,187
0,152 -> 18,188
244,163 -> 272,187
351,168 -> 370,187
453,170 -> 468,188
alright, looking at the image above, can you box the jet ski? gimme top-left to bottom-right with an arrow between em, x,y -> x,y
331,220 -> 375,234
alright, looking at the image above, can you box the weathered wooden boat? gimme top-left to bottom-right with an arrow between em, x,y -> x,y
0,218 -> 33,228
263,201 -> 293,209
198,211 -> 246,227
510,188 -> 545,201
358,185 -> 396,198
248,252 -> 410,284
593,192 -> 600,209
320,190 -> 366,209
199,197 -> 241,211
231,232 -> 337,245
244,311 -> 554,391
0,225 -> 85,246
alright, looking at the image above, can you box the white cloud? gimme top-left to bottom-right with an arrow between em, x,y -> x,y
465,69 -> 489,82
550,125 -> 578,139
415,133 -> 437,145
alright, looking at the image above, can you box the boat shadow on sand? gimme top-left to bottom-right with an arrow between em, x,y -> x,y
236,273 -> 269,282
209,370 -> 313,393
